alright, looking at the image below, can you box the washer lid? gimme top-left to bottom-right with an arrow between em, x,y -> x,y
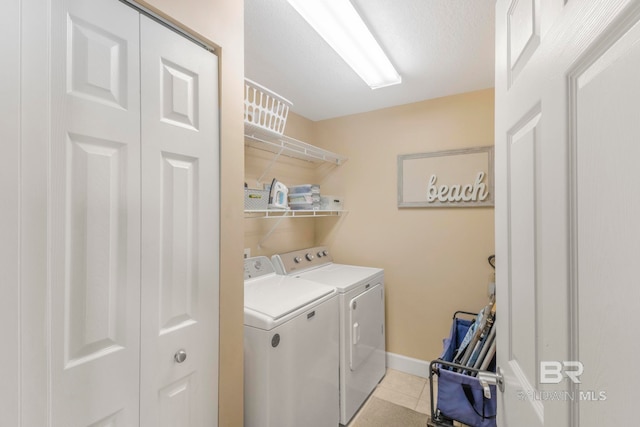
244,273 -> 335,324
295,264 -> 383,292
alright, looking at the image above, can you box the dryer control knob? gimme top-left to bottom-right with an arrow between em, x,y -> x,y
322,250 -> 329,256
317,251 -> 323,258
305,253 -> 314,261
294,256 -> 302,263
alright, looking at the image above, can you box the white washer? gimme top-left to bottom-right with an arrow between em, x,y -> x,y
243,256 -> 339,427
272,247 -> 385,425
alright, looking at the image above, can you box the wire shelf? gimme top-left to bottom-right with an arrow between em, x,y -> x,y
244,126 -> 347,165
244,209 -> 346,218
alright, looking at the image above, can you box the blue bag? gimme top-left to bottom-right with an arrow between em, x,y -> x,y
435,317 -> 497,427
436,368 -> 496,427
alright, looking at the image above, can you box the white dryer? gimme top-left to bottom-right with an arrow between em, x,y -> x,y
243,256 -> 339,427
272,247 -> 385,425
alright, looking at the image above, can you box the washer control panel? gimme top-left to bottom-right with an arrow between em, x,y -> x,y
272,246 -> 334,274
244,256 -> 275,280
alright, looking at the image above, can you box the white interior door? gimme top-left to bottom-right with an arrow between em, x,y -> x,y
496,0 -> 640,426
139,15 -> 220,427
49,0 -> 142,425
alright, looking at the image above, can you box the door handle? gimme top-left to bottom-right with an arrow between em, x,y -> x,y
477,366 -> 504,399
353,322 -> 360,345
174,349 -> 187,363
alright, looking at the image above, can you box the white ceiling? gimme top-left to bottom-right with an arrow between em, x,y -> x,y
244,0 -> 496,122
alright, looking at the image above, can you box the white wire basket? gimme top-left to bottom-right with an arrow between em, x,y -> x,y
244,78 -> 292,136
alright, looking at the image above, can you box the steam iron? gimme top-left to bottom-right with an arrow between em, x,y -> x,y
268,178 -> 289,209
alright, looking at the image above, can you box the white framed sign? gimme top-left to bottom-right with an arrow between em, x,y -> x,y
398,146 -> 494,208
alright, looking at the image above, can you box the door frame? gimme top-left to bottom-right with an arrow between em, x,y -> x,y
0,0 -> 22,425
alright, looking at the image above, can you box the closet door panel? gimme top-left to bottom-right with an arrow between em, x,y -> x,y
50,0 -> 141,425
140,15 -> 220,427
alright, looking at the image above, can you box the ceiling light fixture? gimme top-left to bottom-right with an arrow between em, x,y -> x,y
287,0 -> 401,89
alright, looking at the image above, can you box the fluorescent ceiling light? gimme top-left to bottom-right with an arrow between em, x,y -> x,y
287,0 -> 401,89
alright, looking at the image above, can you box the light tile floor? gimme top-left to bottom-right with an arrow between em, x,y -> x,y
372,368 -> 431,415
348,368 -> 468,427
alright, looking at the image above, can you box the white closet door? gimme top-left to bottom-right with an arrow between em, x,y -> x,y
49,0 -> 141,425
139,15 -> 220,427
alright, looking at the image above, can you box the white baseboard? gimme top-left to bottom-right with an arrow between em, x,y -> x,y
385,352 -> 430,379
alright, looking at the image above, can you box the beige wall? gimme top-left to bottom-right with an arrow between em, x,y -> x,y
244,112 -> 321,256
245,90 -> 495,361
138,1 -> 245,425
314,89 -> 496,360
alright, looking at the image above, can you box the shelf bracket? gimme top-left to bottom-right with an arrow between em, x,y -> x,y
256,146 -> 285,186
257,210 -> 291,248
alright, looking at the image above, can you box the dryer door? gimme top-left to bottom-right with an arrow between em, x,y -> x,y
349,283 -> 384,371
